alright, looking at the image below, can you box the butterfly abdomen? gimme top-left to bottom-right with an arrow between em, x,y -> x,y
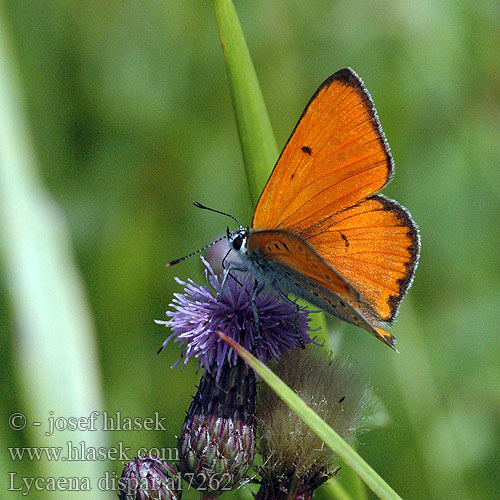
241,248 -> 367,328
242,231 -> 358,323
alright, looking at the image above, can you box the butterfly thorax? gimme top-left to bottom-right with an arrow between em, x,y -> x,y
229,228 -> 313,295
228,228 -> 280,284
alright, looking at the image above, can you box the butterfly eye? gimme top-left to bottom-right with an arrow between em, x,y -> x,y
232,235 -> 244,251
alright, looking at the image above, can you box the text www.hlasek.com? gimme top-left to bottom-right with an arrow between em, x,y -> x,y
8,442 -> 178,462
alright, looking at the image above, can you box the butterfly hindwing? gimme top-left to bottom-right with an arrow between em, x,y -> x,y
246,229 -> 359,300
245,229 -> 398,349
297,195 -> 419,323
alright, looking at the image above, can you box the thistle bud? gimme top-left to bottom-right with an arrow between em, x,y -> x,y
256,346 -> 372,500
118,454 -> 181,500
177,358 -> 256,496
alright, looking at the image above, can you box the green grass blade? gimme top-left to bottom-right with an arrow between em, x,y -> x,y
215,0 -> 279,204
0,10 -> 110,499
215,0 -> 330,338
218,332 -> 405,500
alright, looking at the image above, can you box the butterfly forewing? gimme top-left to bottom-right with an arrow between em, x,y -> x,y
252,68 -> 393,231
246,230 -> 359,300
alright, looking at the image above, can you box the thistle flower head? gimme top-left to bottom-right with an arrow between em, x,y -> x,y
156,257 -> 315,378
256,346 -> 372,500
177,358 -> 256,496
118,454 -> 181,500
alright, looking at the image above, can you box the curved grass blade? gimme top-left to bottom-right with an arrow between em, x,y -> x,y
217,332 -> 405,500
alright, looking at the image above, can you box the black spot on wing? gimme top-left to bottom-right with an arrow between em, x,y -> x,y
325,298 -> 337,309
340,233 -> 349,248
301,145 -> 312,155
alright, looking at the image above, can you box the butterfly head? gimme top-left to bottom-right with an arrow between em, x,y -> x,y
227,227 -> 248,254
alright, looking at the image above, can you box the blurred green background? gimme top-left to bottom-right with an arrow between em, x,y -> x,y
1,1 -> 499,499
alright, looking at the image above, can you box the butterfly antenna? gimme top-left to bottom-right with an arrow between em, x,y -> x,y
193,201 -> 242,227
166,235 -> 227,267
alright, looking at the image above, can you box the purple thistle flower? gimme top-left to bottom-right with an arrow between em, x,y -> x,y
156,257 -> 315,377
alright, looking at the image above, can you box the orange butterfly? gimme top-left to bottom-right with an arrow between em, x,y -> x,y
173,68 -> 419,349
224,68 -> 419,350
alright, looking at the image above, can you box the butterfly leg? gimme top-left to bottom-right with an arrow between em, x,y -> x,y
217,264 -> 265,350
277,290 -> 305,348
217,264 -> 247,300
251,280 -> 265,348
